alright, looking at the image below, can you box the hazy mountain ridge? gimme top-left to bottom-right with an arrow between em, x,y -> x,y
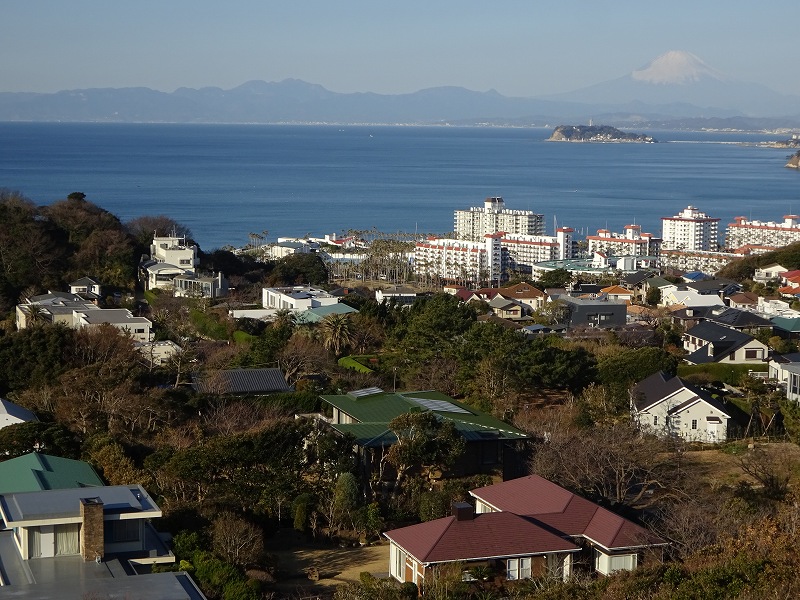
2,52 -> 799,127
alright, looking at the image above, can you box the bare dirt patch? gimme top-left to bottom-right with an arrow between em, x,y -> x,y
681,441 -> 800,489
265,528 -> 389,598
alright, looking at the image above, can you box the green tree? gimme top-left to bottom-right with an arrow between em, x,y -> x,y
320,313 -> 353,357
383,411 -> 465,497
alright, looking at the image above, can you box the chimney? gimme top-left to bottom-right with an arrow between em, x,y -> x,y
80,497 -> 104,562
452,501 -> 474,521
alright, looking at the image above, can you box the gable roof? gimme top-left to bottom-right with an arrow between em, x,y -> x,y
322,389 -> 528,443
385,510 -> 579,565
600,285 -> 633,296
631,371 -> 732,418
469,475 -> 667,551
684,322 -> 761,364
705,306 -> 772,329
500,282 -> 546,299
0,453 -> 104,494
192,368 -> 292,395
621,271 -> 655,286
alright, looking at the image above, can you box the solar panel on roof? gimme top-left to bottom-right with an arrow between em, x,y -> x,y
406,397 -> 472,414
348,387 -> 384,398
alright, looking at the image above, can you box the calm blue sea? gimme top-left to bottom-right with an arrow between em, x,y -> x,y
1,122 -> 797,250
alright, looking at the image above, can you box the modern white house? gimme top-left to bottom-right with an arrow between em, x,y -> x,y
150,235 -> 198,272
631,371 -> 732,443
73,309 -> 152,343
374,285 -> 417,306
0,485 -> 167,562
173,272 -> 229,299
261,286 -> 339,312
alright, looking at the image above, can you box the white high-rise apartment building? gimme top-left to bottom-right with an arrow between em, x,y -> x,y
726,215 -> 800,251
501,229 -> 574,266
661,206 -> 719,251
415,234 -> 504,283
454,197 -> 544,241
586,225 -> 662,256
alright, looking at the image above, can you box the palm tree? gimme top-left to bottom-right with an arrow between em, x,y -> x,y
272,308 -> 297,330
319,313 -> 352,356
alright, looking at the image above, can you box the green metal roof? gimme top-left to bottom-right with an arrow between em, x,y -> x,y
772,316 -> 800,333
295,303 -> 358,324
0,453 -> 104,494
321,389 -> 528,445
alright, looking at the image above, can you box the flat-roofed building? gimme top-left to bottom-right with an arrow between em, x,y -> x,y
662,206 -> 719,251
726,215 -> 800,251
455,197 -> 545,241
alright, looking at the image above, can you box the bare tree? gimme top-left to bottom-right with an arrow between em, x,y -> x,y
211,512 -> 264,567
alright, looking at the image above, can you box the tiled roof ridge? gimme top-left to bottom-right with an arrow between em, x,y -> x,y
421,516 -> 457,562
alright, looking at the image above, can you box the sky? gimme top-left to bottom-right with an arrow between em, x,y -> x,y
3,1 -> 799,98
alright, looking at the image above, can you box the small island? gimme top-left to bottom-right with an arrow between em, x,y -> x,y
787,150 -> 800,170
548,125 -> 657,143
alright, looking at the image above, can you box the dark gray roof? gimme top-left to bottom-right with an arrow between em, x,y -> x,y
621,271 -> 654,286
684,321 -> 758,364
192,368 -> 292,395
685,279 -> 740,295
632,371 -> 731,417
706,307 -> 772,329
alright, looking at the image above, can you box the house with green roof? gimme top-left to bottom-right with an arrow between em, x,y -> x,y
320,388 -> 530,480
0,453 -> 104,494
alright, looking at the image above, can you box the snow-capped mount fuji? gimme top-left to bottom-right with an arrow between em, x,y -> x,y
544,50 -> 799,118
629,51 -> 723,85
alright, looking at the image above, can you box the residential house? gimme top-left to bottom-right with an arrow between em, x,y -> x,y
487,295 -> 524,319
375,285 -> 417,306
0,453 -> 104,494
294,303 -> 359,325
151,235 -> 198,272
384,502 -> 580,588
682,322 -> 769,365
772,316 -> 800,341
384,472 -> 669,589
559,296 -> 627,329
500,282 -> 547,312
136,340 -> 182,368
631,371 -> 732,443
768,353 -> 800,402
754,264 -> 789,283
727,291 -> 759,310
469,476 -> 667,576
600,285 -> 634,303
320,388 -> 530,481
72,308 -> 152,343
68,277 -> 102,300
142,261 -> 192,291
192,368 -> 293,396
620,271 -> 655,301
660,286 -> 729,309
262,286 -> 339,312
0,398 -> 38,430
0,486 -> 203,598
173,272 -> 229,299
670,306 -> 773,336
0,485 -> 170,562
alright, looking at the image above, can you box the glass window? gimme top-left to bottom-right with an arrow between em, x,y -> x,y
653,415 -> 658,426
691,419 -> 698,430
104,520 -> 140,544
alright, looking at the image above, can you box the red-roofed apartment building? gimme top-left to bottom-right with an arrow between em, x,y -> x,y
384,475 -> 667,588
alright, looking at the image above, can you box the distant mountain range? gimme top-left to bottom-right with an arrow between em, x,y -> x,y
2,51 -> 799,129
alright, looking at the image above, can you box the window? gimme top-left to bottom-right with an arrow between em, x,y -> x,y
104,520 -> 140,544
691,419 -> 698,430
507,557 -> 531,580
135,328 -> 145,334
390,544 -> 406,580
745,349 -> 760,359
653,415 -> 658,426
179,259 -> 192,265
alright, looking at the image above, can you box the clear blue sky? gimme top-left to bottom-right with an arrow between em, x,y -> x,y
3,1 -> 798,97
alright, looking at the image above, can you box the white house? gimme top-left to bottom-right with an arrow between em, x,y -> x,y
151,235 -> 198,272
375,285 -> 417,306
754,264 -> 789,283
0,485 -> 168,562
69,277 -> 102,299
683,322 -> 769,366
73,309 -> 153,343
631,371 -> 731,443
261,286 -> 339,312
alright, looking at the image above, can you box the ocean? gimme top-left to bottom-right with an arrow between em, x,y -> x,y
1,122 -> 797,250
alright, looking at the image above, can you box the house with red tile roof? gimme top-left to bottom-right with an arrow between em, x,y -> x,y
383,476 -> 667,588
469,476 -> 667,576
